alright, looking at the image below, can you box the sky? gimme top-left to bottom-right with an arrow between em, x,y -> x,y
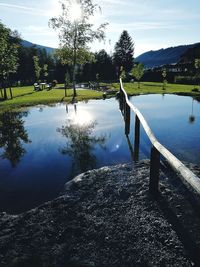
0,0 -> 200,57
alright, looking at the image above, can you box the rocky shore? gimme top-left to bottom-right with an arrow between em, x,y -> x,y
0,160 -> 200,266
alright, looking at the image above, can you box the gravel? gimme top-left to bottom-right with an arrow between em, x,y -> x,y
0,160 -> 200,266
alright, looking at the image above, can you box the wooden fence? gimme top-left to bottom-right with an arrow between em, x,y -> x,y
119,79 -> 200,195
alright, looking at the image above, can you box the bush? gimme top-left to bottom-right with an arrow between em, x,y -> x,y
52,80 -> 58,88
174,76 -> 196,85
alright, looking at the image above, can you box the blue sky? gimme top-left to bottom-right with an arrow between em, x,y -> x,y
0,0 -> 200,56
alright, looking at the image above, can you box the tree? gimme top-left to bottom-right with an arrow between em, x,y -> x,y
49,0 -> 108,100
43,64 -> 48,82
113,30 -> 134,78
0,22 -> 20,100
64,70 -> 71,96
194,58 -> 200,88
94,49 -> 116,81
131,63 -> 144,88
162,68 -> 167,90
33,55 -> 41,83
16,45 -> 38,85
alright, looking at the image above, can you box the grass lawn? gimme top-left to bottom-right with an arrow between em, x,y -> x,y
0,82 -> 200,112
122,81 -> 200,96
0,86 -> 103,112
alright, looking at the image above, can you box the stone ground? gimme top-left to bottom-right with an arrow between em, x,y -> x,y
0,160 -> 200,267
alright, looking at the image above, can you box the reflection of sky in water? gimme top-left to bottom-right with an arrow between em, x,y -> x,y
0,95 -> 200,213
130,94 -> 200,163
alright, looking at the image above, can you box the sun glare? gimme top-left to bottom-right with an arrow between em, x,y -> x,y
70,110 -> 93,126
69,3 -> 82,22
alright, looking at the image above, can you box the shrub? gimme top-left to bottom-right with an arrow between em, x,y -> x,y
52,80 -> 58,88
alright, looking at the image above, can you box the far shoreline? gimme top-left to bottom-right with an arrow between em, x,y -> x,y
0,81 -> 200,112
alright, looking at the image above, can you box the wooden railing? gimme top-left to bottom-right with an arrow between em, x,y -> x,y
119,79 -> 200,195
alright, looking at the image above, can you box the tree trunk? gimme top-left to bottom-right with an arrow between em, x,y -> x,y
72,24 -> 78,100
3,86 -> 7,100
9,87 -> 13,99
64,83 -> 67,97
72,67 -> 76,99
0,89 -> 3,99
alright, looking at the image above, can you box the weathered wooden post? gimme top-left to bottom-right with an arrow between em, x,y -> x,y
126,135 -> 134,160
119,85 -> 123,112
125,103 -> 130,135
134,115 -> 140,161
149,146 -> 160,194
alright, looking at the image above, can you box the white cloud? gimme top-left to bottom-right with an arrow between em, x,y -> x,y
106,21 -> 182,34
0,2 -> 34,11
21,25 -> 55,36
0,1 -> 60,17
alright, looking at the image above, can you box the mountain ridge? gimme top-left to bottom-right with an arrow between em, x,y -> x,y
21,40 -> 55,54
136,43 -> 200,68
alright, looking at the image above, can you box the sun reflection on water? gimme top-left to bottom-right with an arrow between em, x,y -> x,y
70,110 -> 93,126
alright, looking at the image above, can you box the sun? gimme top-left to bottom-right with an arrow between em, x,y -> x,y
69,3 -> 82,22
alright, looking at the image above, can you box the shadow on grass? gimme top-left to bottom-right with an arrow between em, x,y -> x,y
142,83 -> 162,88
13,91 -> 38,99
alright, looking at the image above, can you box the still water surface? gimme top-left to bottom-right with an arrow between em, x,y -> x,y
0,94 -> 200,213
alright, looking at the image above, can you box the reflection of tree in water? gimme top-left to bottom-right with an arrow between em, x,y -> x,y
188,98 -> 195,124
0,111 -> 31,167
57,120 -> 106,176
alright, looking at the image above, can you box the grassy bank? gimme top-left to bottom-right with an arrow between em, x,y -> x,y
0,86 -> 103,112
122,81 -> 200,96
0,82 -> 200,111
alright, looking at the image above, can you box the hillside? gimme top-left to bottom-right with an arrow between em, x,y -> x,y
21,40 -> 55,54
136,43 -> 198,68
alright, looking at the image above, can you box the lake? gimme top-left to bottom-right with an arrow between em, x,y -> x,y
0,94 -> 200,213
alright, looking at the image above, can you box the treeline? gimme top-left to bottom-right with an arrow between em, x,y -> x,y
0,23 -> 134,87
1,19 -> 136,94
12,45 -> 128,85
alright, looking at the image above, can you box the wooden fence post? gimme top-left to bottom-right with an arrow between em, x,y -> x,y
119,86 -> 123,111
125,103 -> 130,135
134,115 -> 140,161
149,146 -> 160,194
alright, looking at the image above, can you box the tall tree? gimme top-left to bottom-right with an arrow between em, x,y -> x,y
49,0 -> 108,100
16,45 -> 38,85
0,22 -> 20,99
113,30 -> 134,78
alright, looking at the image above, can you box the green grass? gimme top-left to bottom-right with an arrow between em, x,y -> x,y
0,86 -> 103,112
0,82 -> 200,112
122,82 -> 200,96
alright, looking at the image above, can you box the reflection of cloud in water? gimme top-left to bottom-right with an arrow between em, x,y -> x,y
96,123 -> 120,131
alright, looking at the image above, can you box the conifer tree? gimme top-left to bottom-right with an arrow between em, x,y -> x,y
113,30 -> 134,78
